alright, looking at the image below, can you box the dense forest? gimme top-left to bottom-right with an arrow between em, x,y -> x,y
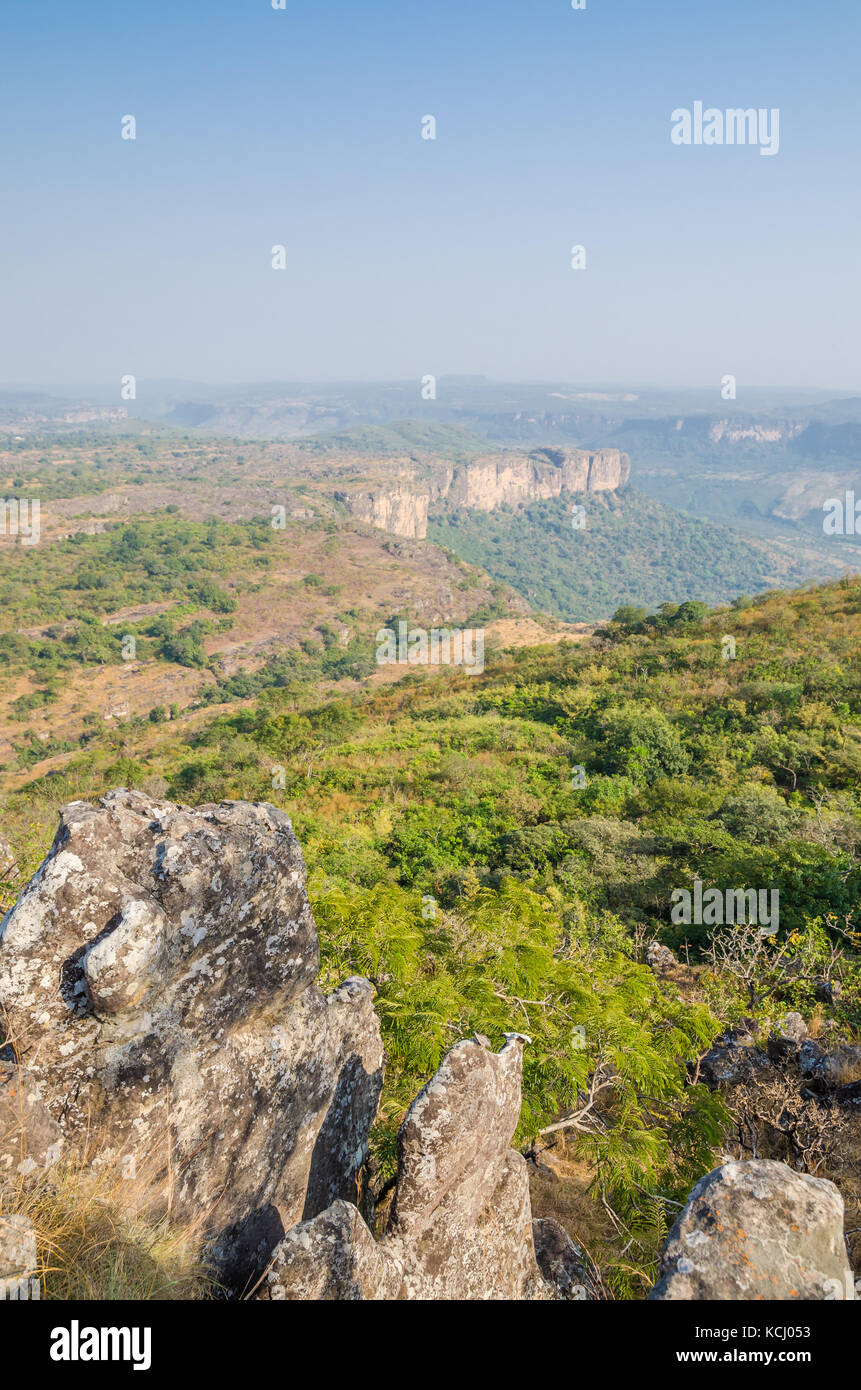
428,489 -> 831,620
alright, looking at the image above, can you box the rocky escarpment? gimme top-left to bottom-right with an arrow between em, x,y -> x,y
0,790 -> 383,1295
342,446 -> 631,539
337,485 -> 430,541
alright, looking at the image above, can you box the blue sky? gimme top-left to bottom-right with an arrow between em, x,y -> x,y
2,0 -> 859,388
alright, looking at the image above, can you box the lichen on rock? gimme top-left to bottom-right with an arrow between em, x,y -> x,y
0,790 -> 383,1295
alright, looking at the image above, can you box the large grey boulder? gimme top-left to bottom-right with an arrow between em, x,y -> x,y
0,790 -> 383,1295
650,1160 -> 852,1300
264,1034 -> 560,1301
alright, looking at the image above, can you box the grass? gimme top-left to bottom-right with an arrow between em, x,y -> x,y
1,1143 -> 212,1300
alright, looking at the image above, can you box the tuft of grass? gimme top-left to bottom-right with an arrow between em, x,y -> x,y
2,1158 -> 213,1300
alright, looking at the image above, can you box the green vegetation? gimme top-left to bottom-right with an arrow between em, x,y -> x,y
428,488 -> 827,621
0,515 -> 273,632
4,575 -> 861,1293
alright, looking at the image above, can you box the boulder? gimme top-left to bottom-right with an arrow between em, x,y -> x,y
767,1011 -> 808,1063
646,941 -> 677,975
532,1217 -> 600,1300
0,790 -> 383,1295
698,1025 -> 770,1087
264,1035 -> 560,1301
650,1160 -> 851,1300
267,1199 -> 403,1301
779,1011 -> 808,1044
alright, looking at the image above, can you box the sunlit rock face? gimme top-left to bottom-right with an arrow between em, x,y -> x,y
0,789 -> 383,1295
263,1035 -> 573,1301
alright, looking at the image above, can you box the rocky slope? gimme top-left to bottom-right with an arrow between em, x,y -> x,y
1,792 -> 856,1301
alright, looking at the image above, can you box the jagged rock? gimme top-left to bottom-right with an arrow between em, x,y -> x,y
264,1035 -> 559,1301
698,1025 -> 770,1087
0,790 -> 383,1295
646,940 -> 677,975
0,1065 -> 63,1180
650,1160 -> 851,1300
814,978 -> 842,1004
532,1218 -> 600,1300
767,1011 -> 808,1063
267,1199 -> 403,1301
0,1213 -> 37,1297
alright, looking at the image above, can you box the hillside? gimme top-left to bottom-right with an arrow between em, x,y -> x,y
3,575 -> 860,1296
428,488 -> 838,621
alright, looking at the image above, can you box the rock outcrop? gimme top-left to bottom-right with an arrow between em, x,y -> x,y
650,1160 -> 852,1300
341,447 -> 630,539
264,1034 -> 579,1300
442,449 -> 630,515
646,940 -> 678,976
339,486 -> 430,541
0,790 -> 383,1295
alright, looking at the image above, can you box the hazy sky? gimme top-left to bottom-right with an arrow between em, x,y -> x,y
3,0 -> 859,390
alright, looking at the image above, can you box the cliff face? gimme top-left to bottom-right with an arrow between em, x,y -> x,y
342,447 -> 630,540
340,486 -> 430,540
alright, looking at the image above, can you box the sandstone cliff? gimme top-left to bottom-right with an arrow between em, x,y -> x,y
341,446 -> 631,539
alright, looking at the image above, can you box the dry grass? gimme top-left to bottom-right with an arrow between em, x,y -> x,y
1,1157 -> 213,1301
527,1142 -> 619,1292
